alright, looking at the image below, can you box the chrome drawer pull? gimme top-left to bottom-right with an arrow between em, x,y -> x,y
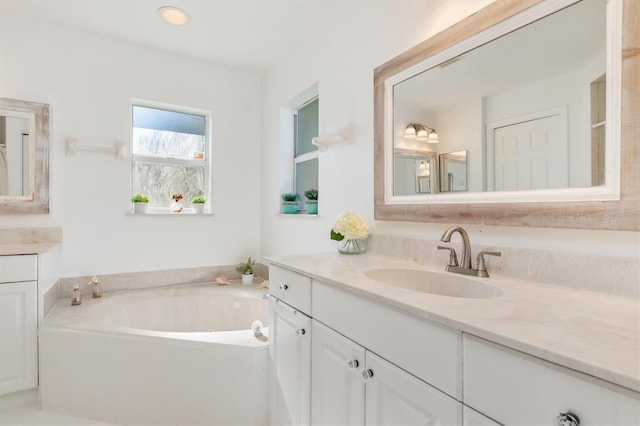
555,411 -> 580,426
347,359 -> 359,369
279,284 -> 289,291
296,328 -> 306,335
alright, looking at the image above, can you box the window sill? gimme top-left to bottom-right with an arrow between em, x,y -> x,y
277,213 -> 320,218
127,207 -> 212,216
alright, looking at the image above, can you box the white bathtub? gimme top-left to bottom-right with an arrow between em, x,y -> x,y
40,283 -> 270,426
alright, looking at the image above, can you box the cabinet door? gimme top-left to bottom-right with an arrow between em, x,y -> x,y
365,351 -> 461,426
311,321 -> 365,426
269,298 -> 312,426
0,281 -> 38,395
463,406 -> 502,426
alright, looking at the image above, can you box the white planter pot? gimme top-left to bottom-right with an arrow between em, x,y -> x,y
133,203 -> 148,214
241,274 -> 254,285
192,204 -> 205,214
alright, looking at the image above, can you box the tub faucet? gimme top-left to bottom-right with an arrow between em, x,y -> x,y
438,226 -> 501,277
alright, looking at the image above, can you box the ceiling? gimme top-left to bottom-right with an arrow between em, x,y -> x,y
0,0 -> 338,71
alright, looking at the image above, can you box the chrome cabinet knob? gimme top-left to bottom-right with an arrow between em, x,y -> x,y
347,359 -> 359,369
279,284 -> 289,291
555,411 -> 580,426
361,369 -> 374,381
296,328 -> 306,335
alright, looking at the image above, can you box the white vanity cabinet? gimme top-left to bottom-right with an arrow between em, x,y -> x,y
0,254 -> 38,396
311,320 -> 461,426
463,335 -> 640,426
269,265 -> 312,425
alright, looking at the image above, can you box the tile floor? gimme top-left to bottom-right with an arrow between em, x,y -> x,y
0,391 -> 118,426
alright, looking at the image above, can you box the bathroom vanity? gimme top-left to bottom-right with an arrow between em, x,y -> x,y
0,229 -> 61,397
267,255 -> 639,426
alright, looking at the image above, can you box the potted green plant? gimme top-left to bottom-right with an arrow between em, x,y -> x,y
191,196 -> 206,214
131,194 -> 149,214
304,189 -> 318,214
281,193 -> 299,214
235,256 -> 256,285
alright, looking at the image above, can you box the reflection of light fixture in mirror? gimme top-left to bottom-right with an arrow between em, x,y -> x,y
412,124 -> 439,143
158,6 -> 190,26
419,161 -> 427,170
404,124 -> 417,139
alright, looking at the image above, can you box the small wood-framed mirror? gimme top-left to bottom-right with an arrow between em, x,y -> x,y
373,0 -> 638,230
0,98 -> 50,214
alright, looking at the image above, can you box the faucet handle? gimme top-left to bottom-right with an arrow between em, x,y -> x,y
475,250 -> 501,277
437,245 -> 459,270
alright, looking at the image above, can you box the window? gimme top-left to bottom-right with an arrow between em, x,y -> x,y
294,97 -> 319,207
131,102 -> 210,212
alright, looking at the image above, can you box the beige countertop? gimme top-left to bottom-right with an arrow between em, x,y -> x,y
267,253 -> 640,393
0,242 -> 60,255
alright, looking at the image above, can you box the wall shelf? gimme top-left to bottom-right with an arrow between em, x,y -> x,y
65,138 -> 125,159
312,122 -> 353,151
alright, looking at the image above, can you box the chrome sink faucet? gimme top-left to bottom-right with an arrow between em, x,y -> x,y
437,226 -> 501,277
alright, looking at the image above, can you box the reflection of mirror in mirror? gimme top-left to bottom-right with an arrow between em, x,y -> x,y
0,116 -> 30,196
439,150 -> 467,192
392,0 -> 605,195
393,149 -> 437,195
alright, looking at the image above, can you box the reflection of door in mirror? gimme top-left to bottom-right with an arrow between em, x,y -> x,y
487,109 -> 567,191
439,150 -> 467,192
0,116 -> 30,196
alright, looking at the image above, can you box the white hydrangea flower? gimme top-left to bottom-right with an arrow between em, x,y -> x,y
332,211 -> 371,240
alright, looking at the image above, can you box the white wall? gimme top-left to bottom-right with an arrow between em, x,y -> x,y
0,15 -> 262,277
260,0 -> 639,261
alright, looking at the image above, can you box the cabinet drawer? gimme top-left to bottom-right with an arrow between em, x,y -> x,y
0,255 -> 37,284
269,265 -> 312,315
313,280 -> 461,399
463,334 -> 640,426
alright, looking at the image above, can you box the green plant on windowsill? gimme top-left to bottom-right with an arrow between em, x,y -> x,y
304,189 -> 318,214
131,194 -> 149,214
131,194 -> 149,203
191,196 -> 206,213
281,193 -> 299,214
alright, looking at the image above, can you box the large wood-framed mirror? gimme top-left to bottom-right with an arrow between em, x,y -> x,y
374,0 -> 638,230
0,98 -> 50,214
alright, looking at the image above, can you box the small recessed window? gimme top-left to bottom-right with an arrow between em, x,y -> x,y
294,97 -> 319,207
131,103 -> 210,213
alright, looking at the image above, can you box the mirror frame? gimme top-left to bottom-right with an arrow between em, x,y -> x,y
0,98 -> 50,214
374,0 -> 639,231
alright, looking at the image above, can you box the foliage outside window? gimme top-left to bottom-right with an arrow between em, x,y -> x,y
294,97 -> 319,211
131,103 -> 210,212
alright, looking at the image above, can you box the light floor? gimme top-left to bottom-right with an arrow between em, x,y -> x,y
0,390 -> 118,426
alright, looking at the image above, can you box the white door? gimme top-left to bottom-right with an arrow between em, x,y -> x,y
311,321 -> 365,426
0,281 -> 38,395
365,351 -> 462,426
269,298 -> 312,426
491,113 -> 567,191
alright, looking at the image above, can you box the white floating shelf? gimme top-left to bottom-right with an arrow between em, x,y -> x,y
312,122 -> 353,151
66,138 -> 126,159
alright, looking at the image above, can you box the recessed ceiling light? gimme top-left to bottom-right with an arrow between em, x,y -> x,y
158,6 -> 190,26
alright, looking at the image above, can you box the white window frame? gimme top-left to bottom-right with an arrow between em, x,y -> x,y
130,99 -> 212,214
293,96 -> 319,202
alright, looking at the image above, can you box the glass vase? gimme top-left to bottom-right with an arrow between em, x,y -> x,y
337,239 -> 367,255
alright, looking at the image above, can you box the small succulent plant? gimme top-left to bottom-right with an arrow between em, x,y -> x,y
191,196 -> 206,204
131,194 -> 149,203
304,189 -> 318,201
281,193 -> 299,202
235,257 -> 256,275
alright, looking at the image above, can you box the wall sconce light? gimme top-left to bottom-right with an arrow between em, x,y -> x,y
405,123 -> 439,143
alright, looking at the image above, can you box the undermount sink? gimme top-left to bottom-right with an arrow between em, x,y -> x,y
364,268 -> 503,299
